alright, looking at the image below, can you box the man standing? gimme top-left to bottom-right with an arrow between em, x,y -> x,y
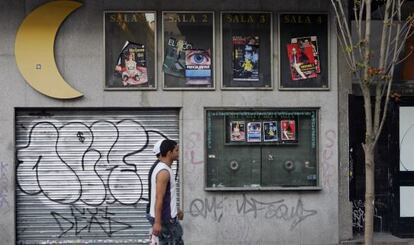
148,139 -> 184,244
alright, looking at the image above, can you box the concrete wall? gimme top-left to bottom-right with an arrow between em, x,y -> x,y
0,0 -> 348,244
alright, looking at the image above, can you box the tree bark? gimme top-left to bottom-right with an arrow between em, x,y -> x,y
364,143 -> 375,245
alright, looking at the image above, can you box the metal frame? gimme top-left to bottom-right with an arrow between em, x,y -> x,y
103,11 -> 158,91
277,12 -> 330,91
161,11 -> 215,91
204,107 -> 321,191
220,11 -> 273,90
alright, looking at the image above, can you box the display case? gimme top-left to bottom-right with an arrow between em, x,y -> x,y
162,11 -> 215,90
104,11 -> 157,90
206,108 -> 319,190
221,12 -> 272,89
279,13 -> 329,90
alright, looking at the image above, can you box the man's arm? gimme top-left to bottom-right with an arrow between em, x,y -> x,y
152,169 -> 170,236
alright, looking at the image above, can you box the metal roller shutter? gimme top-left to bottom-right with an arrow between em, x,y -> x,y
15,108 -> 180,244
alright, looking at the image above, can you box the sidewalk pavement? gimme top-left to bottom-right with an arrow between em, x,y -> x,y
340,233 -> 414,245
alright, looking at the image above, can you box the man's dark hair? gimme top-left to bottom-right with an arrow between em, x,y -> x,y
160,139 -> 177,157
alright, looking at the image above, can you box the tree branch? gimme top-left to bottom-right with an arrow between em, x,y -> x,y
333,1 -> 356,58
374,0 -> 392,133
375,0 -> 413,145
338,35 -> 358,71
331,0 -> 357,68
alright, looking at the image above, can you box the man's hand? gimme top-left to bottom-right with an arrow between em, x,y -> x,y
152,222 -> 162,236
177,209 -> 184,220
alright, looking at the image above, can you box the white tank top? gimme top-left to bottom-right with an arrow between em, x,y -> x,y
149,161 -> 177,220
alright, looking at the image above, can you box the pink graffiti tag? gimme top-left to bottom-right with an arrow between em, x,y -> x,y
186,132 -> 204,165
322,130 -> 336,190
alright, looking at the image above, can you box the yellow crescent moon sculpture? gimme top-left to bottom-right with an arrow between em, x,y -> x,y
15,1 -> 83,99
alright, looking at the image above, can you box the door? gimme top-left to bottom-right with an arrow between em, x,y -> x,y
349,95 -> 396,233
393,104 -> 414,237
15,108 -> 180,244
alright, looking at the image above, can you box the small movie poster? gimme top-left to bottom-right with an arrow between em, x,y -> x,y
114,41 -> 148,86
291,36 -> 320,73
287,42 -> 318,81
230,121 -> 246,142
263,121 -> 278,142
280,120 -> 296,141
163,37 -> 192,78
185,49 -> 212,85
232,36 -> 260,82
247,122 -> 262,142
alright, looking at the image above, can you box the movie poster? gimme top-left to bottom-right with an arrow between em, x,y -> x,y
286,42 -> 318,81
280,120 -> 296,141
185,49 -> 212,85
292,36 -> 320,73
230,121 -> 246,142
163,37 -> 191,78
247,122 -> 262,142
263,121 -> 278,142
232,36 -> 260,81
114,41 -> 148,86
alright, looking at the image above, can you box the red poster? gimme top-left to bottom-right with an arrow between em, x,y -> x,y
287,36 -> 319,81
280,120 -> 296,141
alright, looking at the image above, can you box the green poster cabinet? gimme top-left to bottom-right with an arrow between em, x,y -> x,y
206,109 -> 319,190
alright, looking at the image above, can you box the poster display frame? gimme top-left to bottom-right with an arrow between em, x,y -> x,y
104,11 -> 157,90
220,11 -> 273,90
162,11 -> 215,90
278,12 -> 330,90
205,108 -> 320,190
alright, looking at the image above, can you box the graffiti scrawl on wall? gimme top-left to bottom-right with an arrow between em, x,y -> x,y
352,200 -> 383,232
16,116 -> 177,242
190,194 -> 317,231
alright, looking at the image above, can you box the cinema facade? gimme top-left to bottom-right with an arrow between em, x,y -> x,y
3,0 -> 414,244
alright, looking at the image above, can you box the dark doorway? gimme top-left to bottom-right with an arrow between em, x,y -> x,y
349,95 -> 414,237
349,95 -> 398,234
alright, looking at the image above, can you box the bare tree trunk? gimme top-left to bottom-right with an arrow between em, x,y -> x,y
364,143 -> 375,245
361,71 -> 375,244
362,86 -> 375,245
361,0 -> 374,242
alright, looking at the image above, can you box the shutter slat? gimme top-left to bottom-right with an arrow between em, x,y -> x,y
16,109 -> 180,244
